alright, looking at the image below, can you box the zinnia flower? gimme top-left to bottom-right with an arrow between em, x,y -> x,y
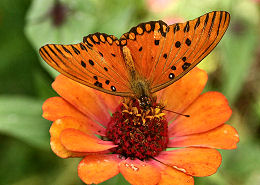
42,67 -> 239,185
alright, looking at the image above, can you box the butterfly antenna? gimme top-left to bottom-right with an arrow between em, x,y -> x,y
162,108 -> 190,117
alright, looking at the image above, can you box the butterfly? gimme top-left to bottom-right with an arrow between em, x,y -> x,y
39,11 -> 230,108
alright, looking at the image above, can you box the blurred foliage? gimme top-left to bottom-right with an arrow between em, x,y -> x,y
0,0 -> 259,184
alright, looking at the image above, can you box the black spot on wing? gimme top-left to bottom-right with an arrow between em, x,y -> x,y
79,43 -> 87,51
184,21 -> 190,32
53,45 -> 66,58
111,86 -> 116,91
171,65 -> 176,70
62,45 -> 72,55
217,11 -> 223,35
71,45 -> 80,55
89,59 -> 94,66
224,11 -> 228,25
204,13 -> 209,27
185,38 -> 191,46
81,61 -> 86,68
174,23 -> 180,33
41,46 -> 60,67
194,17 -> 200,30
208,11 -> 217,36
182,62 -> 191,70
175,41 -> 181,48
169,73 -> 175,79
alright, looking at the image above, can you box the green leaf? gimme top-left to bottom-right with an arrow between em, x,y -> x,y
33,70 -> 57,100
221,24 -> 258,104
0,96 -> 50,149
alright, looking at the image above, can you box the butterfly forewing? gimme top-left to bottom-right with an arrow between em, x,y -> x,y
150,11 -> 230,92
119,21 -> 168,79
39,33 -> 133,96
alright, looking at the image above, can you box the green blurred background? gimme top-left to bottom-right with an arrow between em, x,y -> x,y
0,0 -> 259,184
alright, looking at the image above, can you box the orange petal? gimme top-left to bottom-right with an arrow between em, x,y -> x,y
155,147 -> 222,177
60,128 -> 117,152
159,167 -> 194,185
50,116 -> 103,158
43,97 -> 105,135
157,67 -> 208,122
78,154 -> 121,184
42,97 -> 85,121
52,75 -> 119,126
50,137 -> 86,159
169,92 -> 232,137
95,89 -> 121,114
119,159 -> 161,185
168,124 -> 239,149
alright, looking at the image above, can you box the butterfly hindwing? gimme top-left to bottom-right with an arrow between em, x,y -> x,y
39,33 -> 133,97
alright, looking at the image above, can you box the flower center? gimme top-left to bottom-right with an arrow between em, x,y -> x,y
106,98 -> 168,160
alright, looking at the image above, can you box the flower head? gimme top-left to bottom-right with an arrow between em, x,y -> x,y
43,67 -> 239,185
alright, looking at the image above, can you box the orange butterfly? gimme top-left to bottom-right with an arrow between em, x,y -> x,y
39,11 -> 230,108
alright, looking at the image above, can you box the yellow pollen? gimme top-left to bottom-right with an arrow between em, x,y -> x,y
155,108 -> 161,114
146,110 -> 150,115
158,113 -> 166,117
122,103 -> 129,109
142,118 -> 146,125
122,110 -> 129,114
132,107 -> 139,115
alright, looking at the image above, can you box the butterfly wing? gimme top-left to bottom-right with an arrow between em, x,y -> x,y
39,33 -> 133,97
120,20 -> 168,80
120,11 -> 230,93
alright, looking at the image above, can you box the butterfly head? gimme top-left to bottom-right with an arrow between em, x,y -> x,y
138,95 -> 152,109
